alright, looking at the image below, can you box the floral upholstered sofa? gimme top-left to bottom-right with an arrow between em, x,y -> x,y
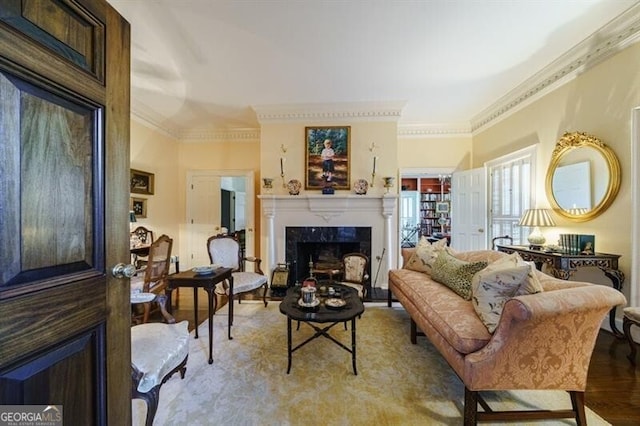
388,240 -> 626,425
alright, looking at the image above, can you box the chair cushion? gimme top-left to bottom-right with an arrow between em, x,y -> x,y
624,307 -> 640,323
340,282 -> 364,299
230,272 -> 268,294
131,321 -> 189,393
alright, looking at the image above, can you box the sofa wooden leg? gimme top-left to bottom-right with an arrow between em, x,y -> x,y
464,387 -> 478,426
570,391 -> 587,426
410,318 -> 417,344
387,288 -> 392,307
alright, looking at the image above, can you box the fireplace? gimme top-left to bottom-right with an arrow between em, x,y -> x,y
259,194 -> 399,290
285,226 -> 371,284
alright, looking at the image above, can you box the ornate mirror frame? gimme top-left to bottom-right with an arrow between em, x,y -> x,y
545,131 -> 621,222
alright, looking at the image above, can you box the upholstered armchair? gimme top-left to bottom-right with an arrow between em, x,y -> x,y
207,234 -> 268,308
131,295 -> 189,426
338,253 -> 369,300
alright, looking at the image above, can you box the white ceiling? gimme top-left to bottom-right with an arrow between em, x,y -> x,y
108,0 -> 640,138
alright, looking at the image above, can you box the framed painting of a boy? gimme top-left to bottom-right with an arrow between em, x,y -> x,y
305,126 -> 350,190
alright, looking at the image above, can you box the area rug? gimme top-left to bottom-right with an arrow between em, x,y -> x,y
133,302 -> 610,426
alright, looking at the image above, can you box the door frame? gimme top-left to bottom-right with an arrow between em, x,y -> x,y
398,167 -> 455,259
185,169 -> 255,269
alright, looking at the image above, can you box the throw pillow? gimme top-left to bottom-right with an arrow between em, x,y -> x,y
484,252 -> 543,295
471,265 -> 530,333
431,251 -> 488,300
404,237 -> 449,275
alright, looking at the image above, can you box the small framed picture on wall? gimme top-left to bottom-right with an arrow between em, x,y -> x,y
130,169 -> 155,195
131,197 -> 147,218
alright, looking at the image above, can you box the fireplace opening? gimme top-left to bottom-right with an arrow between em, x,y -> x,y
285,226 -> 371,286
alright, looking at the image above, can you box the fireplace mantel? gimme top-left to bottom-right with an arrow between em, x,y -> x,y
259,194 -> 397,222
258,194 -> 398,288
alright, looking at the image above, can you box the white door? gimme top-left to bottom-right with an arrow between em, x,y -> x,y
451,168 -> 487,251
400,191 -> 420,247
186,170 -> 255,270
188,175 -> 222,267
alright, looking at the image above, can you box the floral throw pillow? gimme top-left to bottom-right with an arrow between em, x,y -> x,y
471,265 -> 531,333
483,252 -> 543,295
431,251 -> 488,300
404,237 -> 449,275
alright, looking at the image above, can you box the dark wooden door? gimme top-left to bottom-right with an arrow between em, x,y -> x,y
0,1 -> 131,424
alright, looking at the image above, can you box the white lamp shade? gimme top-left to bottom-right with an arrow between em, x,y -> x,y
518,209 -> 555,247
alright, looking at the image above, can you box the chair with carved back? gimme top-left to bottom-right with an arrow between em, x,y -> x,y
131,234 -> 173,324
337,252 -> 369,300
131,226 -> 155,269
131,294 -> 188,426
207,234 -> 268,318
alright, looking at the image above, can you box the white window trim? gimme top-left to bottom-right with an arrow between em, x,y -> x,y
485,145 -> 537,246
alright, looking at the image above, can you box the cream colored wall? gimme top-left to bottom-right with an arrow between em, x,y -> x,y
258,120 -> 399,267
398,136 -> 472,171
473,42 -> 640,301
259,121 -> 398,193
130,120 -> 181,248
177,139 -> 262,256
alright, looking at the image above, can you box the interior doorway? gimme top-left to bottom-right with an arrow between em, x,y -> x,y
399,168 -> 454,251
185,170 -> 255,269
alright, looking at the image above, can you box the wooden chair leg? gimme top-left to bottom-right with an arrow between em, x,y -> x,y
142,302 -> 150,324
570,391 -> 587,426
262,282 -> 268,307
623,316 -> 637,365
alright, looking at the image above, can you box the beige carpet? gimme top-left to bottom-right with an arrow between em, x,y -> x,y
133,302 -> 610,426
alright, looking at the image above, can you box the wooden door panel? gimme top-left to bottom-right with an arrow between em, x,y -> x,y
0,1 -> 130,424
0,0 -> 105,79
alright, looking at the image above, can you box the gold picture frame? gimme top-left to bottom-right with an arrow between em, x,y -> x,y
130,169 -> 155,195
305,126 -> 350,190
130,197 -> 147,218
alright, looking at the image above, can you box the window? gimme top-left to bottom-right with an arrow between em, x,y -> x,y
486,146 -> 536,245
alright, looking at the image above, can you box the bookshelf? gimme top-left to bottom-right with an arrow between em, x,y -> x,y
401,177 -> 451,238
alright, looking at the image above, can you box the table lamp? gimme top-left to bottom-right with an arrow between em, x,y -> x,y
518,208 -> 555,249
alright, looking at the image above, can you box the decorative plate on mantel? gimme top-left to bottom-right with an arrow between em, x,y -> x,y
287,179 -> 301,195
354,179 -> 369,195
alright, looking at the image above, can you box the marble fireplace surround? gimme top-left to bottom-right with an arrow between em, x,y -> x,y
259,194 -> 398,288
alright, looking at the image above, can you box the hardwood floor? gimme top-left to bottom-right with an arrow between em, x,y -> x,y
162,289 -> 640,425
586,329 -> 640,425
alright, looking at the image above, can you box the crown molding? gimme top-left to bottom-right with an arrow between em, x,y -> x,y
178,128 -> 261,142
130,4 -> 640,140
471,2 -> 640,134
397,123 -> 472,138
252,101 -> 406,124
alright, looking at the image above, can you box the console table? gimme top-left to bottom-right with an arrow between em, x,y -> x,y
496,245 -> 624,337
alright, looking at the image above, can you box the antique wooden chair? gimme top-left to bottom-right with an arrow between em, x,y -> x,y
131,234 -> 173,323
337,252 -> 369,300
207,234 -> 268,316
130,225 -> 155,269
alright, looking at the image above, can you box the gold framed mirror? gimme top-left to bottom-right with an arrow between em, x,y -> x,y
545,131 -> 620,222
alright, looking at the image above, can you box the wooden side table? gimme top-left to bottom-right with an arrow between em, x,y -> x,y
166,268 -> 233,364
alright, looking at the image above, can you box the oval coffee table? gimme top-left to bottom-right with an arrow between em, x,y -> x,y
279,284 -> 364,375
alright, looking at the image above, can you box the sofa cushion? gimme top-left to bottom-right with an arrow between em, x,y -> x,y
472,265 -> 530,333
389,269 -> 491,354
431,251 -> 488,300
403,236 -> 448,275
